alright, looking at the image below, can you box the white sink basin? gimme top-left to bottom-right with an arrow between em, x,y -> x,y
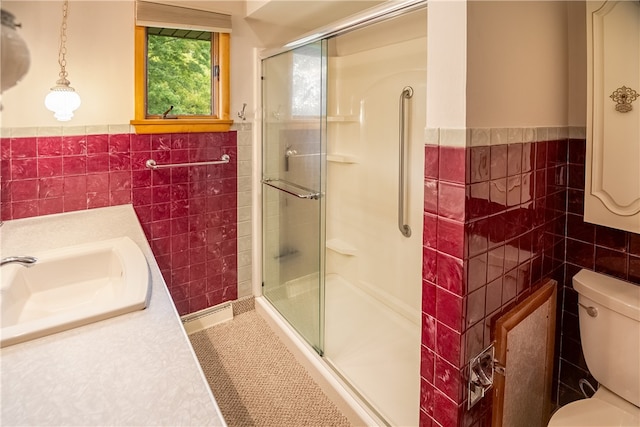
1,237 -> 150,347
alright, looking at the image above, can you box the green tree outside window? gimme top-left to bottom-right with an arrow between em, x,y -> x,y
147,33 -> 212,116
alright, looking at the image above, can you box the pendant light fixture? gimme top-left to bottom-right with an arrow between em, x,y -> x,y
44,0 -> 80,121
1,9 -> 31,93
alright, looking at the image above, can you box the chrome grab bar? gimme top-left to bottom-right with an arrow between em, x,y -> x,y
145,154 -> 230,170
261,178 -> 320,200
1,256 -> 38,267
398,86 -> 413,238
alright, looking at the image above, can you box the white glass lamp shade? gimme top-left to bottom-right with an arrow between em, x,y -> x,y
45,83 -> 81,121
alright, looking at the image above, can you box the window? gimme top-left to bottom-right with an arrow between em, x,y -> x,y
146,28 -> 215,117
131,1 -> 232,133
291,43 -> 324,117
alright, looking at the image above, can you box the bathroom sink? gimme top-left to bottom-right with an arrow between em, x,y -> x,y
0,237 -> 150,347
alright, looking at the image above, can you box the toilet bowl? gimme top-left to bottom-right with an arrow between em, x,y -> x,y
547,270 -> 640,427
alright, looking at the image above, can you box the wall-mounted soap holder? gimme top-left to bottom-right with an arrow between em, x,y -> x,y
468,344 -> 503,409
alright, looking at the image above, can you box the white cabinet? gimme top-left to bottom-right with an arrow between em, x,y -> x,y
585,0 -> 640,233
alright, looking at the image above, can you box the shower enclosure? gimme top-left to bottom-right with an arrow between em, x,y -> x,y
261,6 -> 426,425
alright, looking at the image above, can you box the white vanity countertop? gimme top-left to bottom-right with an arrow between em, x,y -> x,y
0,205 -> 226,427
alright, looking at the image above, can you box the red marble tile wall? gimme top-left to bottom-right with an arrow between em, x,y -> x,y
1,134 -> 134,218
421,144 -> 467,427
0,131 -> 237,316
557,138 -> 640,405
420,138 -> 567,427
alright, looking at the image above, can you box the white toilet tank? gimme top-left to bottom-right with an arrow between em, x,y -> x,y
573,269 -> 640,407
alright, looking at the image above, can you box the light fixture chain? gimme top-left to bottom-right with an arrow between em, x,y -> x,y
45,0 -> 81,122
57,0 -> 69,80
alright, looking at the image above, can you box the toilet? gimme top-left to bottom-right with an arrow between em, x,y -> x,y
548,269 -> 640,426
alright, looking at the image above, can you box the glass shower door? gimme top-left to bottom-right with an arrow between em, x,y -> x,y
261,41 -> 327,353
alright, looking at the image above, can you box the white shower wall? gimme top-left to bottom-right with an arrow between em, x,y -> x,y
323,12 -> 427,425
326,35 -> 426,324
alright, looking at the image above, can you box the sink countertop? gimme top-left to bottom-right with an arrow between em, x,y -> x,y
0,205 -> 226,427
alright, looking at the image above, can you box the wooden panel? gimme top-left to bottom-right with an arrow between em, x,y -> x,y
585,1 -> 640,233
492,279 -> 557,427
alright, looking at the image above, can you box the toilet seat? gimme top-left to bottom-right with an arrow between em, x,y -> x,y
548,390 -> 640,427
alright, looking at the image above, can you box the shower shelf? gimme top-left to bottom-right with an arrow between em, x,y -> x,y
327,115 -> 359,123
327,154 -> 358,164
326,238 -> 357,256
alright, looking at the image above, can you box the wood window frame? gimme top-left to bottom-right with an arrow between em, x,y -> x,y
131,26 -> 232,134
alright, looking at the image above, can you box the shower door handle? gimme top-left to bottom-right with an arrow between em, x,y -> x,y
261,178 -> 320,200
398,86 -> 413,238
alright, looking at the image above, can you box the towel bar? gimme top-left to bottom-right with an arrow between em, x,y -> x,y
145,154 -> 230,170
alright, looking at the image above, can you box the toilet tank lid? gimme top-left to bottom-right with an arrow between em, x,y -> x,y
573,270 -> 640,321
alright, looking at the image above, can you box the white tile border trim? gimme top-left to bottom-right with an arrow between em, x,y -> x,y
1,124 -> 135,137
2,123 -> 251,138
426,126 -> 586,147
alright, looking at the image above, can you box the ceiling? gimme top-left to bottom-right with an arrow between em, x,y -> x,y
245,1 -> 387,33
145,0 -> 389,47
151,1 -> 386,30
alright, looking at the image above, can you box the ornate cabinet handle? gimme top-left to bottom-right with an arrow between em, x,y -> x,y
610,86 -> 638,113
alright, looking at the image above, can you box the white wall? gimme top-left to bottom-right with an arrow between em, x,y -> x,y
426,0 -> 467,131
0,0 -> 262,130
466,1 -> 569,128
3,1 -> 580,132
1,1 -> 135,128
567,1 -> 587,127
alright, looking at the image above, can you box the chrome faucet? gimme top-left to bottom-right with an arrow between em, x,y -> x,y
0,256 -> 38,267
284,145 -> 297,172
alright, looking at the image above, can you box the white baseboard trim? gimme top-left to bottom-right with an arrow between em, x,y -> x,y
181,303 -> 233,335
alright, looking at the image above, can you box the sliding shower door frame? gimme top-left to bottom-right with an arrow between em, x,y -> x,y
260,40 -> 328,356
257,3 -> 426,425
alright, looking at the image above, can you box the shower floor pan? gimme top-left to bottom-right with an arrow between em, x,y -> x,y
324,274 -> 420,427
271,273 -> 420,426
